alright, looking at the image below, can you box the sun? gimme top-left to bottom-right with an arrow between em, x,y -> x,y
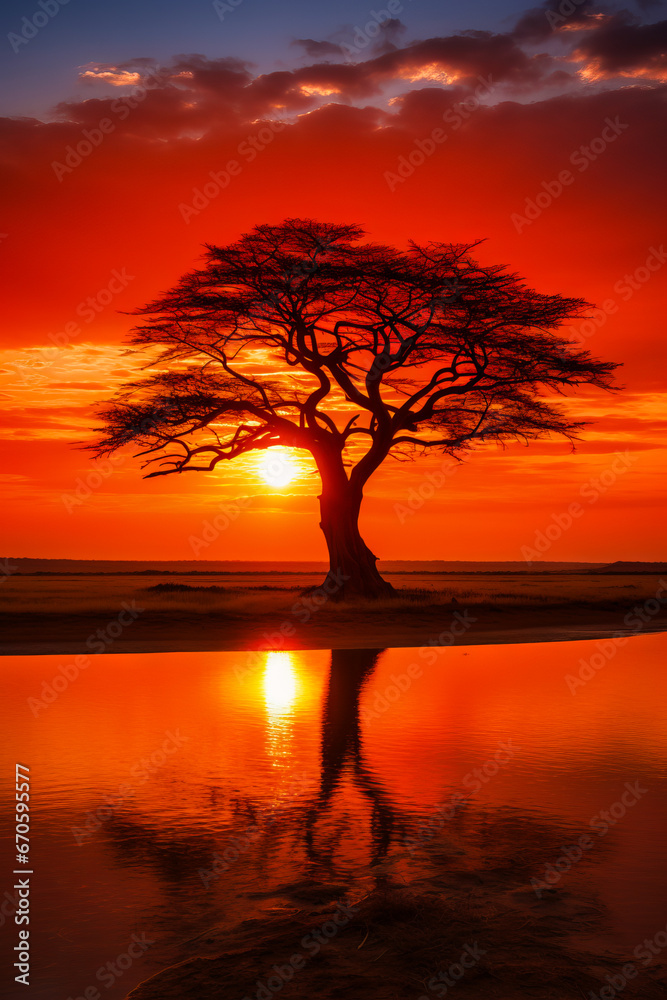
258,447 -> 298,488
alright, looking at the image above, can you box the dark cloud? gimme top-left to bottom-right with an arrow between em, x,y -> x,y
385,84 -> 484,131
371,18 -> 408,55
573,13 -> 667,79
42,27 -> 566,142
239,31 -> 543,115
291,38 -> 345,59
1,63 -> 664,385
41,4 -> 663,148
285,101 -> 383,136
366,32 -> 558,88
171,54 -> 252,91
512,0 -> 606,43
293,19 -> 407,64
0,1 -> 664,416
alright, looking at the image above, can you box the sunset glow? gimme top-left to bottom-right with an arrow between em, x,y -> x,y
2,5 -> 666,999
0,0 -> 664,563
258,448 -> 299,489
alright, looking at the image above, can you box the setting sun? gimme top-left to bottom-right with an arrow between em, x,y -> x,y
258,448 -> 298,488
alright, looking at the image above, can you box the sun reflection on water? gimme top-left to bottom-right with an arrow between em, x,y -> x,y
263,651 -> 299,767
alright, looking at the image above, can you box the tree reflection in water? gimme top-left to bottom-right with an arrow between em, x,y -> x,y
102,649 -> 667,1000
304,647 -> 411,871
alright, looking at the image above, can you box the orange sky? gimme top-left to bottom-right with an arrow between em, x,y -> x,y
1,15 -> 666,561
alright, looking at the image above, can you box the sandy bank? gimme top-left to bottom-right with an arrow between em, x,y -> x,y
1,603 -> 664,655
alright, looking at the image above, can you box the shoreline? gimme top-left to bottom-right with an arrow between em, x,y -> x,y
1,604 -> 664,656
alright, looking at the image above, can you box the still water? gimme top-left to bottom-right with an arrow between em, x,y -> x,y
1,634 -> 666,998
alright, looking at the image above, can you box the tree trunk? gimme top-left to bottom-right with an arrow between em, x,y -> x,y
316,482 -> 395,600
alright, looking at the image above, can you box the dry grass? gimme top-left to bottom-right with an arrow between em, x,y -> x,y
0,572 -> 655,618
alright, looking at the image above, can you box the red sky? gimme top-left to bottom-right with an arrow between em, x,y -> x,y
1,3 -> 666,562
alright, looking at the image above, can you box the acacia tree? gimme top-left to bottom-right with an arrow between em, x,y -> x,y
90,219 -> 619,599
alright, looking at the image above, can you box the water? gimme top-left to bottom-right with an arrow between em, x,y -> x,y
1,634 -> 666,998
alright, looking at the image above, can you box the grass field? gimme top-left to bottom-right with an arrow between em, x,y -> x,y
0,571 -> 657,617
1,572 -> 664,655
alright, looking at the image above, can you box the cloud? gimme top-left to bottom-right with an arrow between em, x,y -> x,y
573,13 -> 667,80
511,0 -> 608,43
356,32 -> 560,90
294,18 -> 407,62
0,5 -> 664,398
0,407 -> 95,433
366,17 -> 408,56
80,67 -> 144,87
1,3 -> 665,559
48,30 -> 562,139
633,0 -> 666,10
46,382 -> 110,389
31,7 -> 661,150
291,38 -> 345,60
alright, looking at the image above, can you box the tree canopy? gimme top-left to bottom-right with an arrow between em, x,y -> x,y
90,218 -> 619,597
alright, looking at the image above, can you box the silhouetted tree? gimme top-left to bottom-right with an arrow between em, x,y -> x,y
90,219 -> 619,598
